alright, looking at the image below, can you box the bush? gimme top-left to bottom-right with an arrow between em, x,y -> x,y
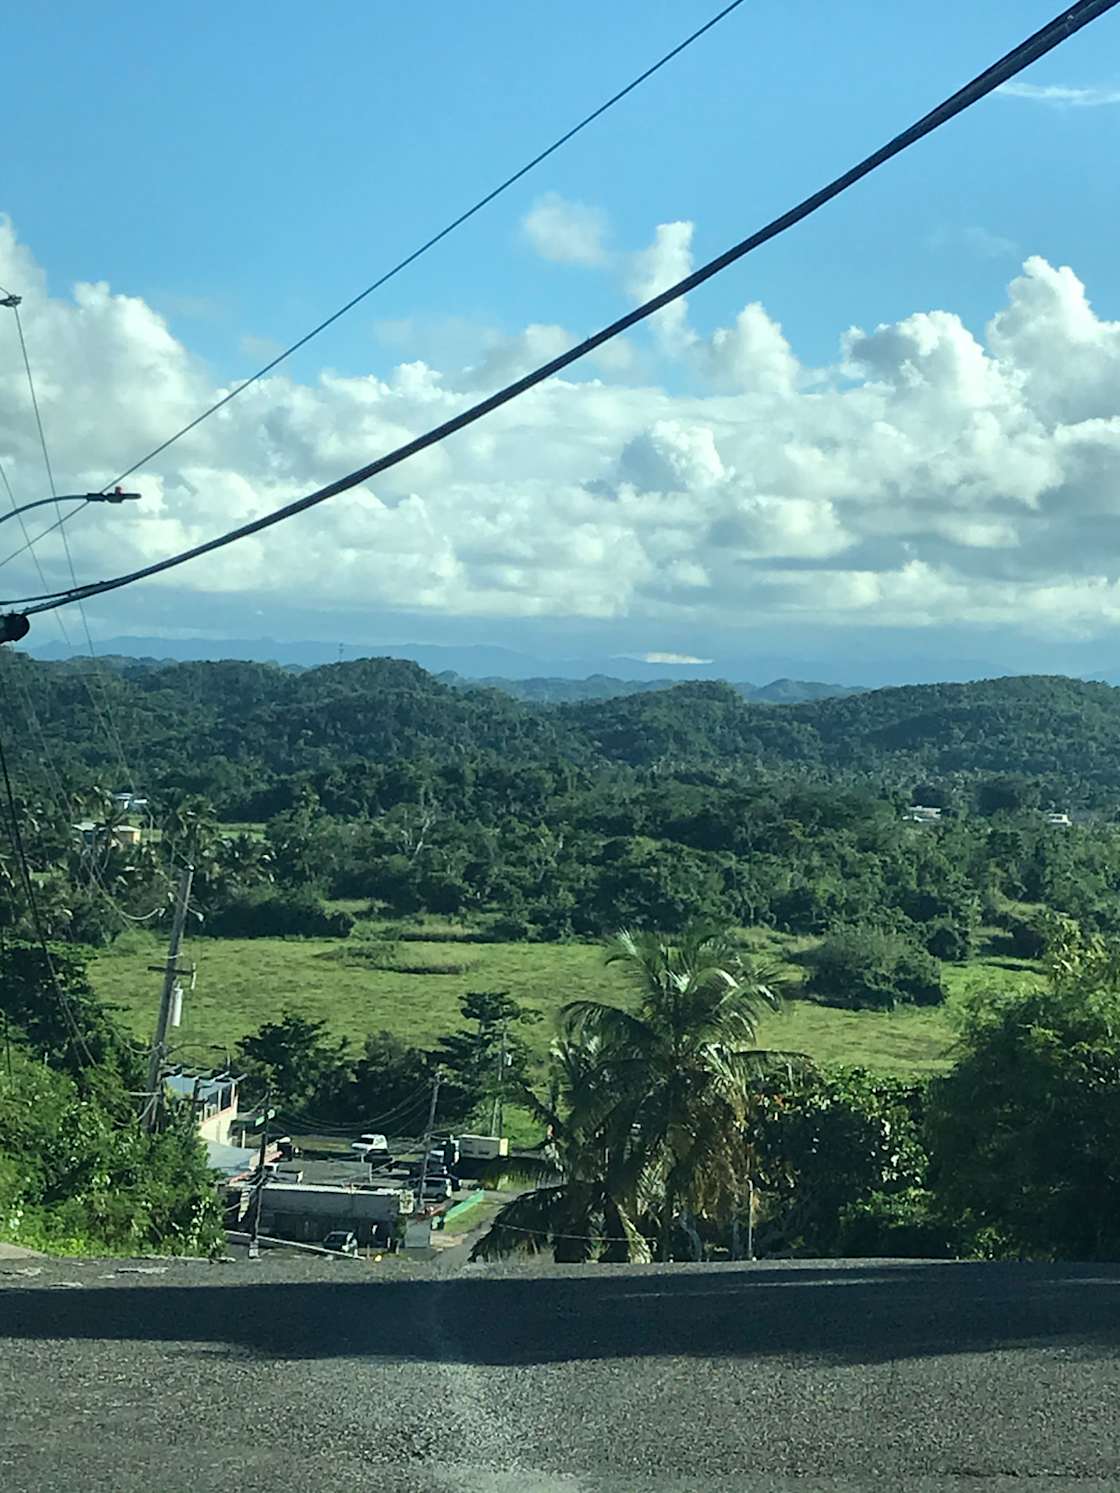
752,1068 -> 930,1257
922,917 -> 972,963
807,927 -> 946,1010
1002,910 -> 1049,960
835,1189 -> 959,1258
203,888 -> 354,939
893,946 -> 947,1006
486,911 -> 536,942
925,963 -> 1120,1261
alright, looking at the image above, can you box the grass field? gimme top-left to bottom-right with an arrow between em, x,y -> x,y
90,926 -> 1043,1078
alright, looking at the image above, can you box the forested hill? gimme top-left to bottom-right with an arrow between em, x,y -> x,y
435,672 -> 866,705
3,651 -> 1120,804
563,674 -> 1117,781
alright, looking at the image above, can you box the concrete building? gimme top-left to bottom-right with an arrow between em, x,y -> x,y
165,1072 -> 242,1147
903,805 -> 942,824
256,1182 -> 414,1246
72,820 -> 143,848
205,1141 -> 261,1183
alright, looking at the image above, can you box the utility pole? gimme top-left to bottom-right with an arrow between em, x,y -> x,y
247,1089 -> 274,1260
142,862 -> 194,1133
414,1068 -> 443,1215
489,1018 -> 508,1137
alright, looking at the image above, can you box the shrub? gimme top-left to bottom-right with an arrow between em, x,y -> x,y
923,917 -> 972,963
807,927 -> 946,1010
835,1189 -> 959,1258
203,887 -> 354,939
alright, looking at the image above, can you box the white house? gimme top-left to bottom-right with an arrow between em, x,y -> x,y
165,1071 -> 242,1147
903,805 -> 942,824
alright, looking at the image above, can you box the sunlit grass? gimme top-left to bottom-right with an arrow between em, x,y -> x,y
91,926 -> 1041,1078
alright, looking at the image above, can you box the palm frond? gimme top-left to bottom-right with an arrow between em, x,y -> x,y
478,1154 -> 564,1191
559,999 -> 653,1052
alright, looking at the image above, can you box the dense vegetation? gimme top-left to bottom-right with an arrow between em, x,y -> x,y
6,651 -> 1120,797
436,671 -> 866,705
469,919 -> 1120,1264
6,654 -> 1120,982
0,941 -> 223,1256
2,650 -> 1120,1262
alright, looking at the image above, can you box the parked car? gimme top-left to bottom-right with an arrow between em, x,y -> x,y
322,1231 -> 359,1256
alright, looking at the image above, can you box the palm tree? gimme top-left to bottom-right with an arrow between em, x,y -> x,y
470,1034 -> 654,1265
560,925 -> 786,1262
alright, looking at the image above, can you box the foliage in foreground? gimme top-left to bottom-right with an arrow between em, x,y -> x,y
0,940 -> 224,1257
473,926 -> 796,1263
473,917 -> 1120,1266
925,919 -> 1120,1261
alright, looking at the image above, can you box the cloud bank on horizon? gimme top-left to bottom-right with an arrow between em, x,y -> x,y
3,197 -> 1120,647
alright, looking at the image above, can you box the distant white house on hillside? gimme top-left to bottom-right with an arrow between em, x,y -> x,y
903,805 -> 942,824
1044,811 -> 1072,827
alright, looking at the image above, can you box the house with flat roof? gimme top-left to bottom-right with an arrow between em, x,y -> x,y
165,1071 -> 242,1147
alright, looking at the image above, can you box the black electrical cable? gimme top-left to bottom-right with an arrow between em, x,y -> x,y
0,708 -> 97,1066
97,0 -> 751,493
5,0 -> 1116,618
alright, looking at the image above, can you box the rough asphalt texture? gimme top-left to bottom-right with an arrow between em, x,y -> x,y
2,1250 -> 1118,1492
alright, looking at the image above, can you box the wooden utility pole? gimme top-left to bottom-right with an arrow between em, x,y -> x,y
490,1018 -> 509,1137
142,862 -> 194,1133
247,1089 -> 273,1260
414,1068 -> 443,1214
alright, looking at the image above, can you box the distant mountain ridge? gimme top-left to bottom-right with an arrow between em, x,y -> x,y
28,635 -> 864,704
437,672 -> 866,705
21,636 -> 866,692
6,654 -> 1120,799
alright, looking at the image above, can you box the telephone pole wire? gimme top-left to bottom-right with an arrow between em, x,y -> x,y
247,1088 -> 274,1260
142,861 -> 194,1133
414,1068 -> 443,1216
490,1018 -> 509,1137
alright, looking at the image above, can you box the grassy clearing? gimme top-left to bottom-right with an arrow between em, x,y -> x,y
90,927 -> 1042,1079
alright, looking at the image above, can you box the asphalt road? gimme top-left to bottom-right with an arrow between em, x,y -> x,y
2,1251 -> 1118,1492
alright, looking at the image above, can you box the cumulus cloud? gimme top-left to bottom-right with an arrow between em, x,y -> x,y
627,652 -> 712,665
626,220 -> 697,355
998,81 -> 1120,107
521,193 -> 609,267
4,213 -> 1120,644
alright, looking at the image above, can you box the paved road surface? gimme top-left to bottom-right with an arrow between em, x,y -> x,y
3,1252 -> 1118,1491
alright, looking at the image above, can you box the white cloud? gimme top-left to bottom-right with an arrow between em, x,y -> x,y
521,193 -> 609,267
997,81 -> 1120,107
7,213 -> 1120,644
627,652 -> 712,665
626,221 -> 697,355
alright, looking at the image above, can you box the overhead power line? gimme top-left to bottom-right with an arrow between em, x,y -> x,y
4,0 -> 1117,619
2,298 -> 143,806
97,0 -> 751,493
0,705 -> 97,1067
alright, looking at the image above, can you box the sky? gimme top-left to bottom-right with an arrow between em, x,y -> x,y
3,0 -> 1120,683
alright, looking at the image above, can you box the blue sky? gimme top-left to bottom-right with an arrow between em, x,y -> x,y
4,1 -> 1120,681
